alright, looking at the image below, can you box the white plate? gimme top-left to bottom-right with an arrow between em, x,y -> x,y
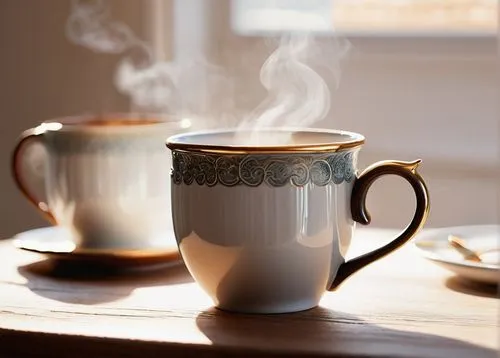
13,226 -> 182,269
413,225 -> 500,285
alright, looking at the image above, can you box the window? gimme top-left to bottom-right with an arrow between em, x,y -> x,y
231,0 -> 498,36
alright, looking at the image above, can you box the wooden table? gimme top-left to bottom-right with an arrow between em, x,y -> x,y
0,228 -> 497,358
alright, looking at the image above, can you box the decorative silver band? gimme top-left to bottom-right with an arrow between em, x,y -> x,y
171,151 -> 355,187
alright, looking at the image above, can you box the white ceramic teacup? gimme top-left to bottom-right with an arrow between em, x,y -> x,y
167,128 -> 430,314
12,113 -> 187,250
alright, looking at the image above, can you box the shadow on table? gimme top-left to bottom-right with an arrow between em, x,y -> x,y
445,276 -> 499,299
17,258 -> 194,305
195,307 -> 497,358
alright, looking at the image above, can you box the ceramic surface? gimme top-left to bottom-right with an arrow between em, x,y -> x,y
169,130 -> 358,313
413,225 -> 500,285
173,177 -> 356,313
13,226 -> 181,269
15,116 -> 186,250
168,129 -> 429,314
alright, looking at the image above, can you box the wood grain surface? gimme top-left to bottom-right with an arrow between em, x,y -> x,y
0,228 -> 498,358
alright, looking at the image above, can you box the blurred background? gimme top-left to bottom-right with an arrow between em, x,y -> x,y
0,0 -> 498,238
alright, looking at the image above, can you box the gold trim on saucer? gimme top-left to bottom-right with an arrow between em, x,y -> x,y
13,239 -> 181,268
166,128 -> 365,154
18,246 -> 181,268
12,227 -> 182,270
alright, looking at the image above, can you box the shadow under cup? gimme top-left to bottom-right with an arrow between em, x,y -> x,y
12,113 -> 189,250
167,128 -> 429,314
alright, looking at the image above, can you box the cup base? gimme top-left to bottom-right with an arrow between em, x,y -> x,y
214,298 -> 319,315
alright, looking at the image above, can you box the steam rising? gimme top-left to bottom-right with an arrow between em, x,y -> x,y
66,0 -> 137,54
67,0 -> 176,113
237,34 -> 350,144
66,0 -> 231,118
67,0 -> 350,143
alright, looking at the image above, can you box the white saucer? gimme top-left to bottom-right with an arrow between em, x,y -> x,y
413,225 -> 500,285
13,227 -> 182,270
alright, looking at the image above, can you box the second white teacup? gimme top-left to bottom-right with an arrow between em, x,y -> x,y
12,113 -> 187,250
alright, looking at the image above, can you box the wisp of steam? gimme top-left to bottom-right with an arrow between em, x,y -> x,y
66,0 -> 350,143
66,0 -> 170,112
237,33 -> 350,145
66,0 -> 231,121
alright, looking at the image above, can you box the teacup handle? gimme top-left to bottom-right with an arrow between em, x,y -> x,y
329,159 -> 429,290
11,127 -> 56,224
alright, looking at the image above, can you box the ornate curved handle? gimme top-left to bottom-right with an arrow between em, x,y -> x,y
11,127 -> 56,224
329,159 -> 430,290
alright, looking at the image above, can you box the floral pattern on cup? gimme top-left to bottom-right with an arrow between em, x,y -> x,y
171,151 -> 355,187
